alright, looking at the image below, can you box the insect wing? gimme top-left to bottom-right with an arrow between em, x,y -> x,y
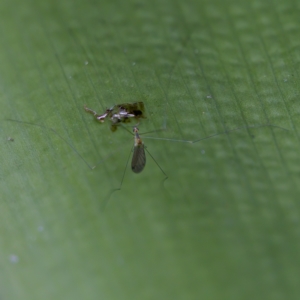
131,144 -> 146,173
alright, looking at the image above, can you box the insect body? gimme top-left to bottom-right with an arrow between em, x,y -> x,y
113,125 -> 167,195
131,127 -> 146,173
84,101 -> 146,131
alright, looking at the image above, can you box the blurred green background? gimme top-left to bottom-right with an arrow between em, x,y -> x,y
1,0 -> 300,299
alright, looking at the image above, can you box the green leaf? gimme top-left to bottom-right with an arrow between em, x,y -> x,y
1,0 -> 299,299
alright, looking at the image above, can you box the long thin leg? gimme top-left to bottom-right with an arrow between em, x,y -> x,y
119,123 -> 166,137
142,123 -> 289,144
115,145 -> 133,192
101,145 -> 134,210
6,118 -> 112,170
7,119 -> 96,169
145,148 -> 168,180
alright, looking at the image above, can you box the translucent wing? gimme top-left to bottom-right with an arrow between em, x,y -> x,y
131,144 -> 146,173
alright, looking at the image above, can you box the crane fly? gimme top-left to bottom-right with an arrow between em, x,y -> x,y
6,102 -> 289,196
104,124 -> 168,196
131,126 -> 167,175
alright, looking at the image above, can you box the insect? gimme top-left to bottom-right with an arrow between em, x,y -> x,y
84,101 -> 146,132
114,125 -> 168,191
7,103 -> 289,202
